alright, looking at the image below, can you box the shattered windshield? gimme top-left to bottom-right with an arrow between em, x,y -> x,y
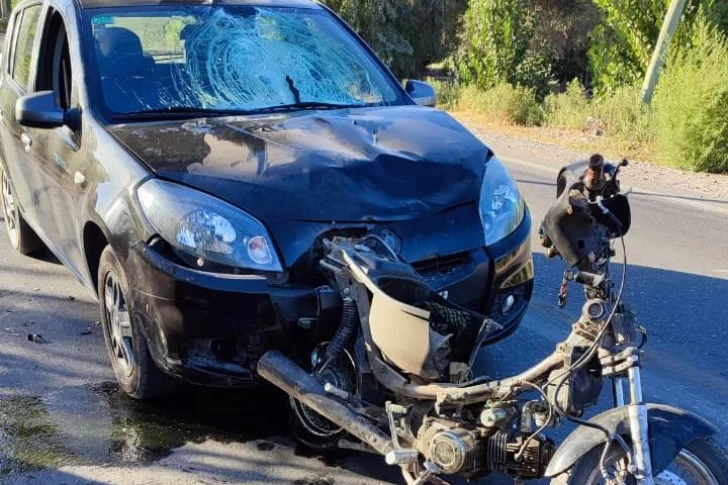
83,6 -> 405,119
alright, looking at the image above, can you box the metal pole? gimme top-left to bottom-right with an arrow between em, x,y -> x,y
640,0 -> 688,104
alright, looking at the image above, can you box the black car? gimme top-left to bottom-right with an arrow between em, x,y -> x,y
0,0 -> 533,399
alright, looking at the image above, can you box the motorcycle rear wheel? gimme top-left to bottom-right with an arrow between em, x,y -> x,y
551,437 -> 728,485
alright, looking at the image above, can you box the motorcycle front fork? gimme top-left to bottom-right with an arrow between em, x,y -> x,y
613,368 -> 655,485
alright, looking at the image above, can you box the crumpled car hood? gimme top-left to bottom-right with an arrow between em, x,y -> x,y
109,105 -> 489,222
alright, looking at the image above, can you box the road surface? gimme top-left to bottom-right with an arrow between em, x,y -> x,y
1,129 -> 727,484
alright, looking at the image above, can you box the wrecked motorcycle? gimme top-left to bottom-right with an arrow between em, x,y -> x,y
257,155 -> 728,484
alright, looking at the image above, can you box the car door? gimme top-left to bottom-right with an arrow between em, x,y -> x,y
0,3 -> 44,230
21,5 -> 88,276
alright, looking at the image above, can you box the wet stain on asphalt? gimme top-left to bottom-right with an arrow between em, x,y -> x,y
0,381 -> 288,476
256,441 -> 276,451
294,446 -> 345,468
292,475 -> 335,485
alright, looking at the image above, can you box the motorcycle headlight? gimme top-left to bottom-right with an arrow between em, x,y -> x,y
479,157 -> 526,245
136,179 -> 283,273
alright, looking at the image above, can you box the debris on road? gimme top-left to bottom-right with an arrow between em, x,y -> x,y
33,288 -> 40,292
3,327 -> 19,336
27,334 -> 47,344
68,295 -> 76,301
80,329 -> 93,336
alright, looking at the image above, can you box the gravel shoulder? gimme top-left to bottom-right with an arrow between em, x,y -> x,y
455,113 -> 728,205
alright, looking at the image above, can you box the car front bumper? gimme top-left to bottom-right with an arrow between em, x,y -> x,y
124,216 -> 534,388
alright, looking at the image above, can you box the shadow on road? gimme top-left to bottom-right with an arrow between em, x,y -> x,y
0,381 -> 399,484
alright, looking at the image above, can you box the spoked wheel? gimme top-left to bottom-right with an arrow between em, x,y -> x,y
98,245 -> 176,400
289,344 -> 359,451
552,438 -> 728,485
1,168 -> 41,254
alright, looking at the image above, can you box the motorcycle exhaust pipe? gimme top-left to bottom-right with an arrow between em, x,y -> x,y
257,350 -> 395,457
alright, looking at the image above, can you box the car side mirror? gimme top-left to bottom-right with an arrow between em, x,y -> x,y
16,91 -> 79,130
405,80 -> 437,107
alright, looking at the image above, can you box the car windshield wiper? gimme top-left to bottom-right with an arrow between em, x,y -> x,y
247,101 -> 366,114
110,107 -> 252,121
111,103 -> 365,122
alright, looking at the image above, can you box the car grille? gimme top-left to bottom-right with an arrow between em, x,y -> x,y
412,252 -> 470,280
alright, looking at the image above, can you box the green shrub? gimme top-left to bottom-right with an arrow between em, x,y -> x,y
426,78 -> 462,110
543,80 -> 652,142
322,0 -> 468,78
454,0 -> 540,91
592,85 -> 652,143
543,80 -> 590,130
653,21 -> 728,173
458,83 -> 543,126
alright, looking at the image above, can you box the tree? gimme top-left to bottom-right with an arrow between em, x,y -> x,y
322,0 -> 468,78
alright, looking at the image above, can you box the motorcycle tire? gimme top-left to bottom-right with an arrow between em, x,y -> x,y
287,345 -> 359,453
551,437 -> 728,485
288,406 -> 344,452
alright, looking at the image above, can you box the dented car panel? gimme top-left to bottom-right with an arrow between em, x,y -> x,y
107,107 -> 489,224
0,0 -> 533,388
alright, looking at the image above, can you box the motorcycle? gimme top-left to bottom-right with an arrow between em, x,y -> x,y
257,155 -> 728,484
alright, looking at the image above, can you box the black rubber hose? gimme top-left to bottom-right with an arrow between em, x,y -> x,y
326,296 -> 358,362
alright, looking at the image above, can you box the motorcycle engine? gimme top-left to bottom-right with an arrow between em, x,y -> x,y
486,430 -> 555,479
417,419 -> 488,478
416,419 -> 555,480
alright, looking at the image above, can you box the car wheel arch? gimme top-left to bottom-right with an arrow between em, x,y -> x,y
83,221 -> 110,297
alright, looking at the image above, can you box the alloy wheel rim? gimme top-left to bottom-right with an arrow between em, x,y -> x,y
1,172 -> 19,247
103,271 -> 135,377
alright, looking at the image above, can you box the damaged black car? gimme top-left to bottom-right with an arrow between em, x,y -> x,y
0,0 -> 533,398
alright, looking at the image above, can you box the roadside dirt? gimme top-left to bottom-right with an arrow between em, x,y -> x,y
455,113 -> 728,204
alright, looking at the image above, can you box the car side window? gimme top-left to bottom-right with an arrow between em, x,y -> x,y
3,12 -> 20,75
11,5 -> 42,89
35,11 -> 73,110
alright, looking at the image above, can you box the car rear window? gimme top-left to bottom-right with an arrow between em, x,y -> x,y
12,5 -> 42,88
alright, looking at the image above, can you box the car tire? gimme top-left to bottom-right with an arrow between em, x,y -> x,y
1,166 -> 42,255
98,245 -> 177,400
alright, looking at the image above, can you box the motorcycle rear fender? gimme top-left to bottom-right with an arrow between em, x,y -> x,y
544,403 -> 718,477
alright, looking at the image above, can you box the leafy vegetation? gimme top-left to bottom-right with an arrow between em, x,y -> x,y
321,0 -> 468,78
2,0 -> 726,173
456,83 -> 543,126
653,20 -> 728,173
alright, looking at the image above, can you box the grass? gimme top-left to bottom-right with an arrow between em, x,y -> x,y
438,78 -> 656,164
652,21 -> 728,174
433,22 -> 728,174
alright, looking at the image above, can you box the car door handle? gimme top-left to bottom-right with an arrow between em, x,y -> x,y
20,132 -> 32,151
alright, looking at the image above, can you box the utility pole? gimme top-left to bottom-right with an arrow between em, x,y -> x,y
640,0 -> 688,104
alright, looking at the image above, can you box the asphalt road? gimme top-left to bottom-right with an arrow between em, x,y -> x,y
0,147 -> 727,484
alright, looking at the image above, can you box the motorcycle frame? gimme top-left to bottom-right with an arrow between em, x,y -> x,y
339,247 -> 659,483
258,234 -> 717,484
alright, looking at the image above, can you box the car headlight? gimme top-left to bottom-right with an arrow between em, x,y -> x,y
136,179 -> 283,272
479,157 -> 526,245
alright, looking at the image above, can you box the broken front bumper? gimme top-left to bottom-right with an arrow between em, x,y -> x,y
124,215 -> 533,388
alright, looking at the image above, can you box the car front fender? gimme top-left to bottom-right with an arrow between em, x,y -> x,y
544,403 -> 718,477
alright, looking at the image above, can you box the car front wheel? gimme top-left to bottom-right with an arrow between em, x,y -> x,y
98,245 -> 176,400
1,167 -> 42,255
